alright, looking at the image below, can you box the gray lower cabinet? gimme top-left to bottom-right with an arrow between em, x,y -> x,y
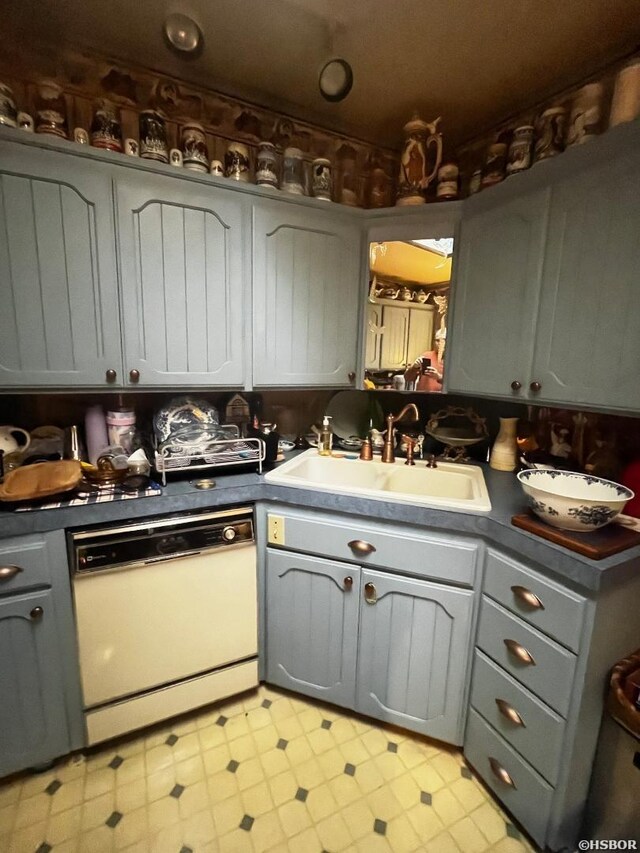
115,171 -> 246,386
0,141 -> 122,387
252,200 -> 361,386
0,531 -> 82,778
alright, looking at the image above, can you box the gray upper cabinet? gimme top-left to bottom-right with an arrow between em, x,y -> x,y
531,150 -> 640,409
0,142 -> 122,387
115,171 -> 246,386
447,188 -> 551,398
252,200 -> 361,386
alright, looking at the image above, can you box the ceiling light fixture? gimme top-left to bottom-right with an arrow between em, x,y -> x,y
163,13 -> 203,54
319,58 -> 353,102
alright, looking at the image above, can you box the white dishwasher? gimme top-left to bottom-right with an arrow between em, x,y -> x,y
69,507 -> 258,745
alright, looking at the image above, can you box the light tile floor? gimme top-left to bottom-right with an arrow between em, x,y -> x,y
0,684 -> 538,853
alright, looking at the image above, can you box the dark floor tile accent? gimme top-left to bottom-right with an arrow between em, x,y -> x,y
239,814 -> 254,832
506,822 -> 520,839
170,784 -> 185,799
35,844 -> 52,853
344,763 -> 356,776
165,734 -> 179,747
261,699 -> 272,708
109,755 -> 124,769
216,715 -> 228,727
321,719 -> 332,730
420,791 -> 433,805
295,787 -> 309,802
460,765 -> 473,779
387,741 -> 398,753
227,760 -> 240,773
373,818 -> 387,835
105,811 -> 123,828
276,738 -> 288,750
45,780 -> 62,796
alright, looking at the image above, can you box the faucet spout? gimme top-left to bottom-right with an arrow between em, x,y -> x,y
382,403 -> 420,463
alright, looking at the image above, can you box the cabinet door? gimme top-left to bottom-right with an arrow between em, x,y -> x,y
531,153 -> 640,410
265,549 -> 359,708
447,189 -> 550,397
116,172 -> 245,386
406,307 -> 435,365
0,589 -> 70,777
365,303 -> 383,369
0,143 -> 122,386
252,201 -> 361,386
379,306 -> 410,369
356,569 -> 473,744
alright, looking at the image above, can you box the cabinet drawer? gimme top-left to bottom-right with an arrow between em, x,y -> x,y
470,650 -> 565,785
0,536 -> 52,595
465,707 -> 553,849
267,510 -> 477,586
477,597 -> 577,717
483,548 -> 586,652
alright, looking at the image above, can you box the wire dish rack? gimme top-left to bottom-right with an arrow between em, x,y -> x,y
154,425 -> 265,485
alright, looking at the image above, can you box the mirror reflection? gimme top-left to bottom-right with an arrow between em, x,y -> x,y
364,238 -> 453,392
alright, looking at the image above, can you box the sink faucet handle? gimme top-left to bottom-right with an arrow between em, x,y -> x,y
402,435 -> 416,466
426,453 -> 438,469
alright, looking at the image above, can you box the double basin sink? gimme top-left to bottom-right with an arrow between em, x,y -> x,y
265,449 -> 491,513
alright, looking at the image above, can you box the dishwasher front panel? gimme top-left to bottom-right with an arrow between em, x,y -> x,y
74,544 -> 257,708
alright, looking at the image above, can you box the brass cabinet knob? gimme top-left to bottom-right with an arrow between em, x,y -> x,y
0,565 -> 23,582
489,757 -> 517,788
364,582 -> 377,604
495,698 -> 526,727
343,576 -> 353,591
348,539 -> 376,555
129,368 -> 140,384
511,585 -> 544,610
504,638 -> 536,665
530,380 -> 542,392
510,380 -> 522,391
30,606 -> 44,621
105,368 -> 117,383
348,371 -> 356,383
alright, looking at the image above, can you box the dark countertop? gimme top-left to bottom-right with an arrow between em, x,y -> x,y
1,460 -> 639,593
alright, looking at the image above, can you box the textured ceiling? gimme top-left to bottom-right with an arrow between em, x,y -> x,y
5,0 -> 640,148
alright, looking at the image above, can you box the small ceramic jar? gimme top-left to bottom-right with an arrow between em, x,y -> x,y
256,141 -> 279,188
436,162 -> 459,199
169,148 -> 183,167
609,58 -> 640,127
35,79 -> 68,138
73,127 -> 89,145
225,142 -> 250,182
282,147 -> 305,194
0,83 -> 17,127
124,138 -> 139,156
181,122 -> 209,172
567,83 -> 603,145
311,157 -> 332,200
367,167 -> 390,208
209,159 -> 224,176
506,125 -> 534,174
481,142 -> 507,187
534,106 -> 566,162
90,99 -> 123,152
139,110 -> 168,163
18,112 -> 34,132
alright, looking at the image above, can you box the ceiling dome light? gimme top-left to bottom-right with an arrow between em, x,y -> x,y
319,58 -> 353,102
163,13 -> 203,53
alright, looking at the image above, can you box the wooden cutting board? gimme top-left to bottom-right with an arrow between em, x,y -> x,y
511,512 -> 640,560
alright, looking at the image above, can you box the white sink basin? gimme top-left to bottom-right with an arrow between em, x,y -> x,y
265,449 -> 491,512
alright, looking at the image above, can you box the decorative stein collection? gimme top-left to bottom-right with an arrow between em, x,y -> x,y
90,99 -> 122,151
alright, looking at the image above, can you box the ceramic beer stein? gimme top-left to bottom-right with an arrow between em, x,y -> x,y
139,110 -> 169,163
90,99 -> 123,152
311,157 -> 332,200
18,112 -> 34,132
481,142 -> 507,187
281,147 -> 305,194
255,141 -> 278,188
396,113 -> 442,205
124,138 -> 139,156
506,125 -> 534,173
209,159 -> 224,176
169,148 -> 183,167
0,83 -> 17,127
567,83 -> 603,145
73,127 -> 89,145
534,106 -> 566,162
368,167 -> 390,208
181,122 -> 208,172
35,79 -> 68,138
225,142 -> 250,182
436,162 -> 459,199
609,58 -> 640,127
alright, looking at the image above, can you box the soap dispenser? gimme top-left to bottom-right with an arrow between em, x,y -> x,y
318,416 -> 333,456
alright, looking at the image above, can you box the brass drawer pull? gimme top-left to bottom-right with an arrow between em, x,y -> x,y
0,565 -> 23,581
495,698 -> 526,727
364,582 -> 377,604
343,576 -> 353,591
511,585 -> 544,610
348,539 -> 376,555
489,757 -> 517,788
504,638 -> 536,666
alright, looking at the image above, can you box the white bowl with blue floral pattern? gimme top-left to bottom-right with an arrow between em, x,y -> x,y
517,469 -> 634,532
